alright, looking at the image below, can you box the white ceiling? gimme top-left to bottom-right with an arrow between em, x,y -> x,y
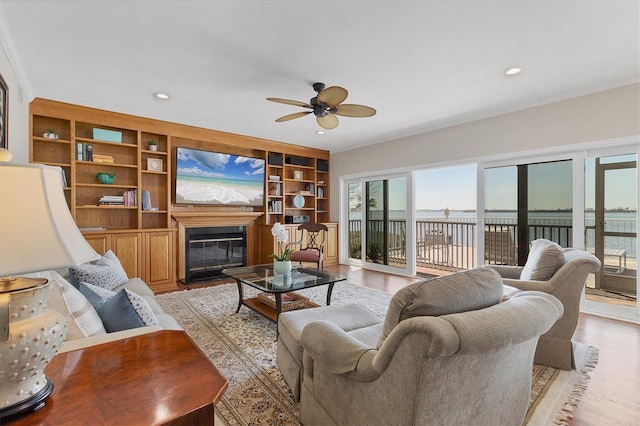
1,1 -> 638,153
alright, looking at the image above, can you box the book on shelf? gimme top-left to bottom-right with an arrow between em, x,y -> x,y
269,182 -> 282,196
141,190 -> 152,211
93,154 -> 114,164
60,169 -> 68,187
268,200 -> 282,213
99,195 -> 125,206
123,189 -> 137,207
76,143 -> 95,161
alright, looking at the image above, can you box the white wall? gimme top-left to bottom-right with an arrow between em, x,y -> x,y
0,41 -> 29,163
330,83 -> 640,219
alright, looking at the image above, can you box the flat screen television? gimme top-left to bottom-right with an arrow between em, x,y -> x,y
175,147 -> 265,206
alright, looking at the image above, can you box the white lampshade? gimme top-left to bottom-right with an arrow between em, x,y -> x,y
0,163 -> 99,276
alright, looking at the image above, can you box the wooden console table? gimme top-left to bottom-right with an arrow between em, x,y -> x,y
8,330 -> 228,425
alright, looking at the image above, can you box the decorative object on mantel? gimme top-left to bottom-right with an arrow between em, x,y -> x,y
269,222 -> 293,274
96,172 -> 116,184
147,139 -> 157,151
0,163 -> 100,420
43,128 -> 58,140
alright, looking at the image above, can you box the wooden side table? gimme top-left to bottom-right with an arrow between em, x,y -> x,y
8,330 -> 228,425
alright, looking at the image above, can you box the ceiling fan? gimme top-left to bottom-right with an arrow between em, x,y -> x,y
267,82 -> 376,130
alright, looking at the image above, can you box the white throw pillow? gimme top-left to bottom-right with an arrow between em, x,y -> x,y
69,250 -> 129,290
25,270 -> 107,339
520,239 -> 564,281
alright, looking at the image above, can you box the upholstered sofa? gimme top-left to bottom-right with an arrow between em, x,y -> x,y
490,240 -> 601,369
277,266 -> 562,425
278,266 -> 563,425
26,268 -> 181,354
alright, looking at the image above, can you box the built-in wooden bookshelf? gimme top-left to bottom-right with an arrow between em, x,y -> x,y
29,98 -> 333,290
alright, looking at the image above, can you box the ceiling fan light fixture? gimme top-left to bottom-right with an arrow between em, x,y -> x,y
267,82 -> 375,129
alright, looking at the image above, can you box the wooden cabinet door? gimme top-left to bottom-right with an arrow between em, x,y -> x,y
84,234 -> 109,255
324,222 -> 338,265
110,233 -> 143,278
144,230 -> 175,292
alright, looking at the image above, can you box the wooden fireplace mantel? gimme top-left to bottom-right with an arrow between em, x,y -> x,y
172,211 -> 264,281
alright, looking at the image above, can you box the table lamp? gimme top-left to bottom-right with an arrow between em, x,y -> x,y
0,162 -> 100,419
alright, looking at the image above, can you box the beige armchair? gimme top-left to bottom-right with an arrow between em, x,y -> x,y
491,241 -> 601,370
297,289 -> 562,425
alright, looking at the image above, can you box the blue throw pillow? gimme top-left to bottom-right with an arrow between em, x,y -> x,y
96,289 -> 158,332
79,282 -> 116,308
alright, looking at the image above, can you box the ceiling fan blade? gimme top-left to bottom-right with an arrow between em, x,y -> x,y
267,98 -> 312,108
317,114 -> 339,130
334,104 -> 377,117
275,111 -> 312,122
317,86 -> 348,108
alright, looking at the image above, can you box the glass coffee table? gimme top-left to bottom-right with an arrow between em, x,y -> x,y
222,264 -> 346,325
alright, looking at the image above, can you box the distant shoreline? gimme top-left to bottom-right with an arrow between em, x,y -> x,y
417,209 -> 637,213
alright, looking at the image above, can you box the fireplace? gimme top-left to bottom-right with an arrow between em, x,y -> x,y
184,226 -> 246,283
172,211 -> 263,284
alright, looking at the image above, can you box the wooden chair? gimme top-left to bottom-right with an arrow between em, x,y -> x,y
287,223 -> 329,269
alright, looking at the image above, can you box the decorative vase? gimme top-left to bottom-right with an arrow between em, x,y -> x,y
273,260 -> 292,274
149,145 -> 157,152
43,132 -> 58,140
0,278 -> 67,418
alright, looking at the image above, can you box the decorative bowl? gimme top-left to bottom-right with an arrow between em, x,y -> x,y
96,172 -> 116,184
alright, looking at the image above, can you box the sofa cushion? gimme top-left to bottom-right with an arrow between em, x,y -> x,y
26,270 -> 107,339
96,288 -> 159,332
79,282 -> 114,308
112,277 -> 155,297
69,250 -> 128,291
520,239 -> 564,281
377,266 -> 504,348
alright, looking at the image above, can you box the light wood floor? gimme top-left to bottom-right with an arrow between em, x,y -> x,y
179,264 -> 640,425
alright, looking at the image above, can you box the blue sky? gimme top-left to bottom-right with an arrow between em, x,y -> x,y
176,148 -> 264,181
409,156 -> 636,211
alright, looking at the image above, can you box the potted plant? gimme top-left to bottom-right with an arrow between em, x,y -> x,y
269,222 -> 294,274
43,128 -> 58,140
368,244 -> 381,263
147,139 -> 158,151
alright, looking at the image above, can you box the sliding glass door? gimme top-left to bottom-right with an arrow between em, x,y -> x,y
484,160 -> 573,265
584,151 -> 638,317
345,174 -> 412,275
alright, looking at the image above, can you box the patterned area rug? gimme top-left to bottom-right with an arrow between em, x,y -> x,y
156,283 -> 598,425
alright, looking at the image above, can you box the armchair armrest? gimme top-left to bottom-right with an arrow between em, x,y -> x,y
301,321 -> 379,381
489,265 -> 523,279
501,277 -> 556,293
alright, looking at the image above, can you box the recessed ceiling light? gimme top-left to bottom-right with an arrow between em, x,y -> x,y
154,92 -> 170,100
316,130 -> 325,135
505,67 -> 522,76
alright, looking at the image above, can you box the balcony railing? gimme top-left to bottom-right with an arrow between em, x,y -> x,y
348,217 -> 635,271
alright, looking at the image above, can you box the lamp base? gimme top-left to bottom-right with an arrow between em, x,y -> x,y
0,378 -> 53,421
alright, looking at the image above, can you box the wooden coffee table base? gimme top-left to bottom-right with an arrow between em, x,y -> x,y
8,330 -> 228,426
